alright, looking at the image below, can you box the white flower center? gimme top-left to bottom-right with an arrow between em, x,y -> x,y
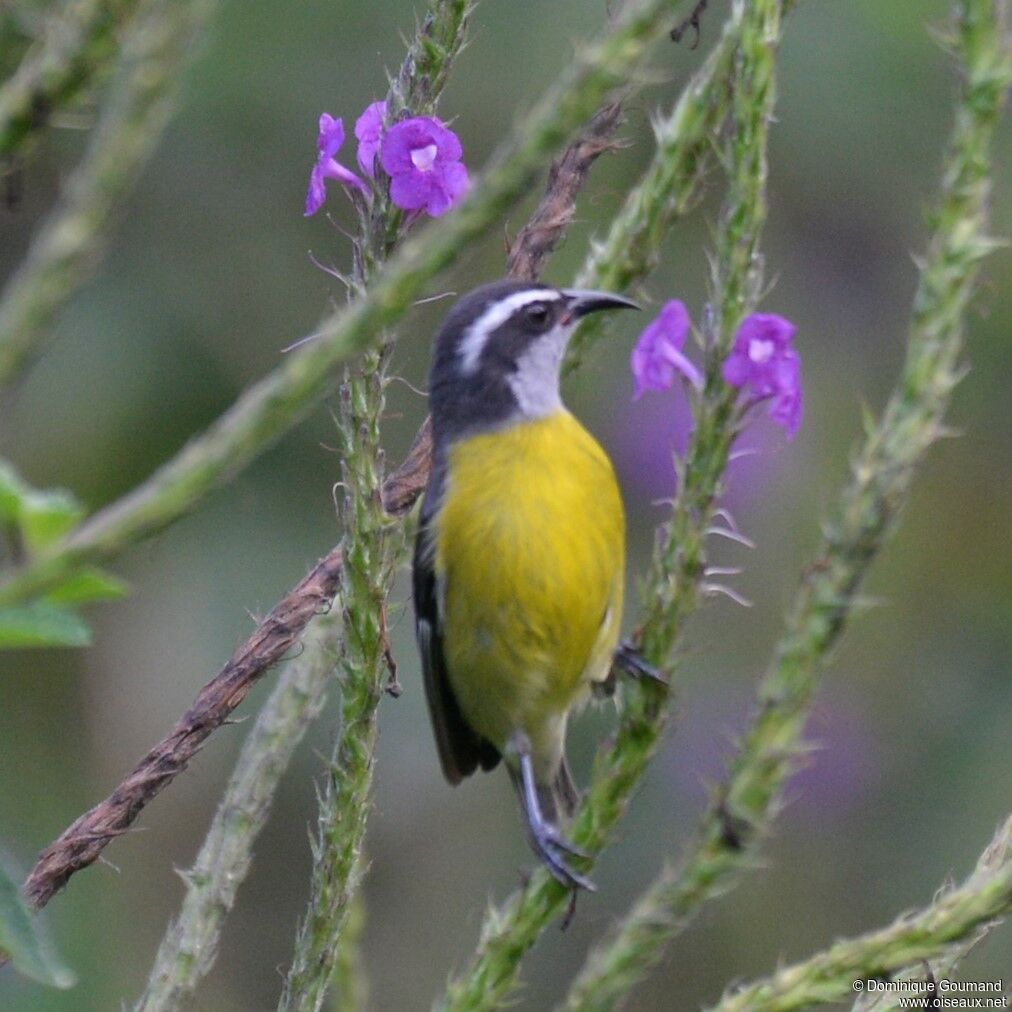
748,338 -> 775,363
411,144 -> 438,172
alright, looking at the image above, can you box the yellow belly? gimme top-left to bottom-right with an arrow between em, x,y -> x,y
434,411 -> 624,767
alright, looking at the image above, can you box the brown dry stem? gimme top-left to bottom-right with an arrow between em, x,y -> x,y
22,545 -> 344,911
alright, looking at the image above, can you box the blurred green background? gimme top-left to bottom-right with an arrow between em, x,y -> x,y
1,1 -> 1010,1008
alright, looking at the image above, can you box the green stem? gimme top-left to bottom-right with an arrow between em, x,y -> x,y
566,0 -> 746,372
562,2 -> 1010,1008
438,3 -> 783,1010
709,816 -> 1012,1012
134,5 -> 473,1008
386,0 -> 472,118
0,0 -> 215,387
133,610 -> 339,1012
0,0 -> 689,610
328,894 -> 367,1012
0,0 -> 138,159
276,2 -> 485,1003
277,347 -> 395,1012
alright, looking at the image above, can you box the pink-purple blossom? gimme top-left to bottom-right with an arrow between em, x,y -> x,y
722,313 -> 803,438
630,300 -> 703,399
355,101 -> 387,178
304,113 -> 367,216
380,116 -> 469,217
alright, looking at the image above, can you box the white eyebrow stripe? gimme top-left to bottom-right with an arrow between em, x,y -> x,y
457,289 -> 561,374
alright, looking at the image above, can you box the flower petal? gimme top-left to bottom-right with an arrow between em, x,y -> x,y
304,164 -> 327,216
723,311 -> 803,438
320,157 -> 368,194
656,300 -> 690,348
381,120 -> 432,175
355,101 -> 387,177
770,383 -> 803,438
721,351 -> 750,387
661,345 -> 704,391
389,170 -> 430,211
631,300 -> 700,398
427,118 -> 463,161
425,161 -> 469,216
317,113 -> 345,160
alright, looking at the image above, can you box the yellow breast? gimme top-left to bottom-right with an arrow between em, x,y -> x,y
433,410 -> 625,755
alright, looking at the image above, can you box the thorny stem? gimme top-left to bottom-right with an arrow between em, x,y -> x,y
438,3 -> 783,1010
847,894 -> 1005,1012
709,816 -> 1012,1012
277,312 -> 396,1012
278,1 -> 477,1005
0,0 -> 139,159
0,0 -> 690,610
386,0 -> 472,119
134,610 -> 340,1012
15,0 -> 672,988
0,0 -> 216,387
562,2 -> 1010,1008
133,5 -> 472,1010
565,0 -> 747,372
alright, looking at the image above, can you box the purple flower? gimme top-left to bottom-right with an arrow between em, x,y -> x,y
722,313 -> 803,438
630,300 -> 703,399
355,101 -> 387,177
380,117 -> 469,217
305,113 -> 368,216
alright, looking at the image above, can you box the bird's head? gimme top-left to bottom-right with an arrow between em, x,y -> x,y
428,280 -> 637,440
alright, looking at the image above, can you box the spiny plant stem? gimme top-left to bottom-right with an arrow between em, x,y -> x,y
133,4 -> 472,1009
0,0 -> 689,611
848,900 -> 1004,1012
0,0 -> 138,159
566,0 -> 746,372
279,221 -> 402,1010
133,610 -> 340,1012
562,2 -> 1010,1007
638,0 -> 779,671
328,894 -> 367,1012
0,0 -> 215,387
709,815 -> 1012,1012
566,0 -> 806,374
277,0 -> 481,1002
437,4 -> 783,1010
277,339 -> 396,1012
386,0 -> 472,118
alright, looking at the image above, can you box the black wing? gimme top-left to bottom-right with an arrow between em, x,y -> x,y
413,484 -> 500,784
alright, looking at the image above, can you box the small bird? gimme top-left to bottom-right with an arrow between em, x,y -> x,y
413,279 -> 639,889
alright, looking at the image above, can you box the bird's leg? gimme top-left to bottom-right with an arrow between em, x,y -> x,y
612,640 -> 667,686
506,733 -> 595,892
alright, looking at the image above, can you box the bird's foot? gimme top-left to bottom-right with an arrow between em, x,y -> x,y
507,734 -> 596,893
613,641 -> 667,686
530,821 -> 595,892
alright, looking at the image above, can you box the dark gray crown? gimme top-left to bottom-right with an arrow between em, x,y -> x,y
428,281 -> 565,440
427,280 -> 638,449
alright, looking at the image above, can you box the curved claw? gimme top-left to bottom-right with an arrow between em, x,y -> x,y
533,828 -> 597,892
542,824 -> 591,861
613,641 -> 667,685
507,735 -> 597,893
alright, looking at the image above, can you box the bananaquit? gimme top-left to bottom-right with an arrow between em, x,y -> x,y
413,279 -> 639,889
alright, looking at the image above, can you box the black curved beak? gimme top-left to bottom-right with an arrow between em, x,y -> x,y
561,289 -> 640,320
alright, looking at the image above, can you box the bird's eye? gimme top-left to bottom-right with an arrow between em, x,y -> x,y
525,303 -> 550,328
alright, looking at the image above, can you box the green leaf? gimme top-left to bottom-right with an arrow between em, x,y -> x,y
18,488 -> 84,553
0,604 -> 92,649
44,568 -> 129,606
0,865 -> 76,988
